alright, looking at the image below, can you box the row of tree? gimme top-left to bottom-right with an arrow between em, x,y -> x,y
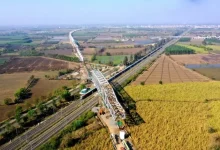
1,86 -> 79,145
165,45 -> 195,55
48,54 -> 79,62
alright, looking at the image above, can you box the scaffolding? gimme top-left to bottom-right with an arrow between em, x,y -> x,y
91,70 -> 126,120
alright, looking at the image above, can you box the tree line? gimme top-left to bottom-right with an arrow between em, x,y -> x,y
165,45 -> 195,55
48,54 -> 79,62
1,86 -> 79,145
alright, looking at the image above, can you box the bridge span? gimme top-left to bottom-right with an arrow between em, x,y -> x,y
91,70 -> 126,120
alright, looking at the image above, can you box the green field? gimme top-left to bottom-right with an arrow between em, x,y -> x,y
0,35 -> 32,45
93,55 -> 130,65
176,43 -> 209,54
0,58 -> 9,65
206,45 -> 220,51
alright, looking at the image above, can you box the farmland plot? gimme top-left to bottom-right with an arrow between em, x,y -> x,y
170,54 -> 220,65
133,55 -> 209,85
0,57 -> 80,74
125,82 -> 220,150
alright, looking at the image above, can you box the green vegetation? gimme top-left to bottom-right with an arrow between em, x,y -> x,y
48,54 -> 79,62
178,37 -> 191,42
39,111 -> 96,150
206,45 -> 220,51
165,45 -> 195,55
79,84 -> 86,90
91,54 -> 96,62
15,106 -> 23,125
205,38 -> 220,44
4,98 -> 13,105
176,43 -> 209,54
19,50 -> 44,56
14,88 -> 29,100
123,56 -> 128,66
0,58 -> 9,65
0,36 -> 32,45
61,89 -> 71,101
93,55 -> 130,65
58,69 -> 73,76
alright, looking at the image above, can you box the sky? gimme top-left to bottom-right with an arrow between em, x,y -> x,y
0,0 -> 219,25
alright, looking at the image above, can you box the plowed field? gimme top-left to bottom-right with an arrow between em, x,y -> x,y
0,57 -> 79,74
133,55 -> 210,85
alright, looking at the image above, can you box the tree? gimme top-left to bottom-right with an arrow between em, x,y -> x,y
25,101 -> 32,110
4,98 -> 12,105
91,54 -> 96,62
61,89 -> 71,101
14,88 -> 27,100
80,84 -> 86,90
123,56 -> 128,66
202,40 -> 207,45
140,82 -> 145,85
51,99 -> 56,108
15,106 -> 23,124
106,52 -> 111,56
108,60 -> 113,66
5,121 -> 14,133
27,109 -> 37,121
37,102 -> 46,114
130,55 -> 133,63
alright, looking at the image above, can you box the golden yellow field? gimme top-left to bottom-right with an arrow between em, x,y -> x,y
125,82 -> 220,150
68,128 -> 113,150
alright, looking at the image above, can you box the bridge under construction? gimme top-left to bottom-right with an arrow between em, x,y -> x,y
91,70 -> 126,120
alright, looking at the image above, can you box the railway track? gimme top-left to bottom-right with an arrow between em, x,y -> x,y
0,94 -> 97,150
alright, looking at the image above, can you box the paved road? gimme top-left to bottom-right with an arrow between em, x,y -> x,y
112,29 -> 191,85
0,94 -> 98,150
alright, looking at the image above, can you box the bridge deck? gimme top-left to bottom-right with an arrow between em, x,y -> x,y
91,70 -> 125,120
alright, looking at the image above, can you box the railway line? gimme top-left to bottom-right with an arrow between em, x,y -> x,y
0,28 -> 190,150
0,94 -> 98,150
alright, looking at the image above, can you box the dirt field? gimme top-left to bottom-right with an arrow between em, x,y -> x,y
82,48 -> 96,55
170,54 -> 220,65
0,57 -> 79,74
194,68 -> 220,80
132,55 -> 210,85
43,49 -> 73,55
0,71 -> 74,122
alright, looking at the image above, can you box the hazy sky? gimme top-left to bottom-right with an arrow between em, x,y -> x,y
0,0 -> 219,25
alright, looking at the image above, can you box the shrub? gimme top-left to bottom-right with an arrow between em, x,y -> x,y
4,98 -> 12,105
159,80 -> 163,84
209,127 -> 217,133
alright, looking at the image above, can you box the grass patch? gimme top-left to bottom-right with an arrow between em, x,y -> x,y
178,37 -> 191,42
207,45 -> 220,51
93,55 -> 130,65
176,43 -> 209,54
0,58 -> 9,65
